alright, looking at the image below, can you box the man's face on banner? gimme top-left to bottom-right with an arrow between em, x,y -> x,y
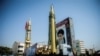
58,33 -> 63,40
57,29 -> 64,40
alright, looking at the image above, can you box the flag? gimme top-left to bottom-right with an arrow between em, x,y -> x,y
25,22 -> 28,30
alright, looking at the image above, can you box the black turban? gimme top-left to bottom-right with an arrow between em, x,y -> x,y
57,29 -> 64,35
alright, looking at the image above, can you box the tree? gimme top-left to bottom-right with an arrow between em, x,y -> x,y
0,46 -> 12,55
85,49 -> 90,56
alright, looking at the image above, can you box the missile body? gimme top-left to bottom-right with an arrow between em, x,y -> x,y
49,5 -> 56,54
25,19 -> 31,49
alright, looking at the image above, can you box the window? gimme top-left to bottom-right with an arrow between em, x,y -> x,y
76,45 -> 79,47
18,50 -> 23,52
67,48 -> 71,52
18,45 -> 23,48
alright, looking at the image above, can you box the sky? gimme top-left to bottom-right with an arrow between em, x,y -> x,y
0,0 -> 100,50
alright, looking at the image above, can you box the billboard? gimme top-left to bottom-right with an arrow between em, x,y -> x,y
56,17 -> 75,48
56,24 -> 67,45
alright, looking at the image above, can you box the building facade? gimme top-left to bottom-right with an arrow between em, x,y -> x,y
76,40 -> 85,55
12,41 -> 25,56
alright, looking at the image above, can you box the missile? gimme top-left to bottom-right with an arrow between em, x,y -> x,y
49,5 -> 56,54
25,19 -> 31,31
25,18 -> 31,49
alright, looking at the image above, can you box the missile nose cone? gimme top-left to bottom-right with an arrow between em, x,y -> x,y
28,18 -> 31,25
25,18 -> 31,30
50,5 -> 54,14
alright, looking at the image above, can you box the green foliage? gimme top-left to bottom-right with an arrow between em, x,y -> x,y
0,46 -> 12,55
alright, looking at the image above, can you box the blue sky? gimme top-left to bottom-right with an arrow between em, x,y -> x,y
0,0 -> 100,50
